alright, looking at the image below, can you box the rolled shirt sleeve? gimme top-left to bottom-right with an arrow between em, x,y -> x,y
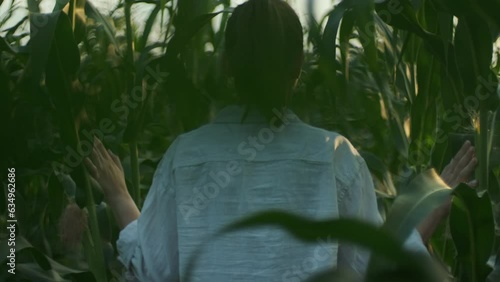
335,136 -> 428,275
116,219 -> 138,274
116,139 -> 180,282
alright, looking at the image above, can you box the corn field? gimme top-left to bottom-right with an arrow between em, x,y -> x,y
1,0 -> 500,281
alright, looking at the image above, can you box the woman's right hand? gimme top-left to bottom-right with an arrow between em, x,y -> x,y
84,137 -> 129,205
84,137 -> 140,229
440,140 -> 478,188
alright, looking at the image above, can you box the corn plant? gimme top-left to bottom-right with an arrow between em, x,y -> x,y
1,0 -> 500,281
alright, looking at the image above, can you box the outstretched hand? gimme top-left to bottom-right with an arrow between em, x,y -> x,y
440,140 -> 478,188
84,137 -> 129,204
84,137 -> 139,229
418,141 -> 478,243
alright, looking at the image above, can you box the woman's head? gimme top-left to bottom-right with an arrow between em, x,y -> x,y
224,0 -> 303,118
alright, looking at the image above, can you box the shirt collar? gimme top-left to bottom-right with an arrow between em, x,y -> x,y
213,104 -> 302,124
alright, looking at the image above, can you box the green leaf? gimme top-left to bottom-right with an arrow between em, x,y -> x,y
29,11 -> 80,86
363,169 -> 450,280
4,15 -> 29,41
450,184 -> 495,282
123,11 -> 224,142
338,8 -> 355,79
434,0 -> 500,29
454,16 -> 493,95
84,1 -> 122,56
27,0 -> 40,12
0,237 -> 95,281
487,248 -> 500,282
47,172 -> 66,219
316,1 -> 350,89
0,36 -> 16,54
428,218 -> 457,271
488,170 -> 500,204
34,10 -> 106,281
375,0 -> 426,38
376,0 -> 461,87
432,0 -> 470,17
36,11 -> 83,207
52,0 -> 69,11
472,0 -> 500,30
353,0 -> 378,71
383,169 -> 451,241
409,38 -> 439,169
137,5 -> 162,52
360,151 -> 397,196
29,12 -> 81,183
29,12 -> 62,85
183,210 -> 432,281
320,1 -> 348,74
165,11 -> 224,62
221,212 -> 399,252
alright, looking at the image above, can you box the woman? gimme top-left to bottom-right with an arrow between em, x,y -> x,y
84,0 -> 477,281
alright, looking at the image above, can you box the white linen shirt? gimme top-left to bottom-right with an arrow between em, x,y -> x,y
116,105 -> 427,281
